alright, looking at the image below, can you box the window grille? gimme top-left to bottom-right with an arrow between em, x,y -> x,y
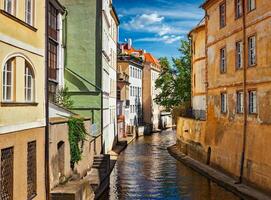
248,36 -> 256,66
0,147 -> 14,200
236,41 -> 242,69
220,47 -> 226,73
27,141 -> 37,199
235,0 -> 242,18
219,2 -> 226,28
249,91 -> 257,114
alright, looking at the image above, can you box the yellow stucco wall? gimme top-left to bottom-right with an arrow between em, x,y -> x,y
0,127 -> 46,200
204,0 -> 271,192
0,0 -> 46,199
0,0 -> 45,128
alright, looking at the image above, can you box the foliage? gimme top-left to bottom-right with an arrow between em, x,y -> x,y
67,117 -> 88,169
55,86 -> 74,109
154,39 -> 192,111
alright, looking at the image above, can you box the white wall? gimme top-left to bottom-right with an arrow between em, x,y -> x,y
128,64 -> 143,126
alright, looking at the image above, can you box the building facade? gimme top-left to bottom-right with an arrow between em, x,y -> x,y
118,42 -> 144,130
177,0 -> 271,194
142,53 -> 161,131
189,20 -> 207,120
0,0 -> 46,199
102,0 -> 119,153
59,0 -> 103,137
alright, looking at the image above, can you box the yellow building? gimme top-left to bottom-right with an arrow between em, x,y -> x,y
189,19 -> 206,120
0,0 -> 46,199
177,0 -> 271,194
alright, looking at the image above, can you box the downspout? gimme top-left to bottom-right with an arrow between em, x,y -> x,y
239,0 -> 247,183
99,0 -> 104,154
44,0 -> 50,199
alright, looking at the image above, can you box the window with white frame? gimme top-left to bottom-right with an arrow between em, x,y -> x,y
219,2 -> 226,28
235,0 -> 242,18
25,62 -> 34,102
221,93 -> 227,113
237,91 -> 244,113
2,58 -> 14,102
220,47 -> 226,73
25,0 -> 34,25
4,0 -> 15,15
249,90 -> 257,114
236,41 -> 242,69
248,35 -> 256,66
248,0 -> 255,11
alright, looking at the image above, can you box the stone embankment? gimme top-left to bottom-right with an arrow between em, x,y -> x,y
168,144 -> 271,200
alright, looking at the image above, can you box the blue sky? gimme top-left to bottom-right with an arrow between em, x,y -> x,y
114,0 -> 205,59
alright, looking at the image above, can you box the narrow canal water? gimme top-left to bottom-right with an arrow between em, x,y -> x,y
102,129 -> 241,200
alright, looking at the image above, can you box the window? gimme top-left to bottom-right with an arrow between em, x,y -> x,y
249,90 -> 257,114
221,93 -> 227,113
220,47 -> 226,73
0,147 -> 14,200
237,91 -> 244,113
25,0 -> 34,25
236,41 -> 242,69
117,87 -> 121,100
219,2 -> 226,28
2,58 -> 14,102
235,0 -> 242,18
27,141 -> 37,199
248,0 -> 255,12
248,35 -> 256,66
48,41 -> 57,80
4,0 -> 15,15
48,3 -> 58,40
25,62 -> 34,102
130,86 -> 132,96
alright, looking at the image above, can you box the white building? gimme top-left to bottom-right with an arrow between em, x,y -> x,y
102,0 -> 119,153
128,62 -> 143,126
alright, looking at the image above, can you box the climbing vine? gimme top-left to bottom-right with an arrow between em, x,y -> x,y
67,117 -> 88,169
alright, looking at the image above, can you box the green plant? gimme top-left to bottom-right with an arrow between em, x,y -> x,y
55,86 -> 74,109
154,39 -> 191,111
67,117 -> 88,169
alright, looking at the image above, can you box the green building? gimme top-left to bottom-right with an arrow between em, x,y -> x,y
59,0 -> 103,134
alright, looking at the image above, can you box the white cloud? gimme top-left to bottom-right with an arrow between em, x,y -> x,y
134,35 -> 183,44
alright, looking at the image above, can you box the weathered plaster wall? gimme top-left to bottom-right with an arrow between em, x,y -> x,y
204,0 -> 271,192
0,127 -> 46,200
191,25 -> 206,119
59,0 -> 102,132
49,118 -> 102,190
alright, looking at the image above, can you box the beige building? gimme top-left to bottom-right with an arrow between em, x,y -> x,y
177,0 -> 271,194
189,19 -> 206,120
142,53 -> 161,131
0,0 -> 46,199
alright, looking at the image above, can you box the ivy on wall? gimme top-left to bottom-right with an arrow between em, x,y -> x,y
67,117 -> 88,169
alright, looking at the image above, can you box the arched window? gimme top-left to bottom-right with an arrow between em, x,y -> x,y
2,58 -> 14,102
25,61 -> 34,102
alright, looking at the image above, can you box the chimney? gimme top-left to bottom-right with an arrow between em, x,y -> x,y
121,44 -> 124,54
128,38 -> 132,50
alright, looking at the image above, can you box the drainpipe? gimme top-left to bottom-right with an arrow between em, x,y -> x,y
44,0 -> 50,198
239,0 -> 247,184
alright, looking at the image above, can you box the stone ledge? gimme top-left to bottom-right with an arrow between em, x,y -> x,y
168,144 -> 271,200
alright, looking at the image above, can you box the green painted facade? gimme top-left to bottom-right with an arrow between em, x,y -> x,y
59,0 -> 103,134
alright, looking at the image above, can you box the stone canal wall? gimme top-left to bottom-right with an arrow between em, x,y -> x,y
176,116 -> 271,195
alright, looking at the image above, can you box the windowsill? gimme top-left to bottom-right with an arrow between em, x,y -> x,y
235,15 -> 242,20
247,8 -> 256,14
248,63 -> 257,68
1,102 -> 38,107
28,193 -> 37,200
0,10 -> 37,32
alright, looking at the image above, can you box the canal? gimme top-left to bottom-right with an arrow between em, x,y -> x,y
102,129 -> 241,200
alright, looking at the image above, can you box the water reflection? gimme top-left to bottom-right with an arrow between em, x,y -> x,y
102,129 -> 241,200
